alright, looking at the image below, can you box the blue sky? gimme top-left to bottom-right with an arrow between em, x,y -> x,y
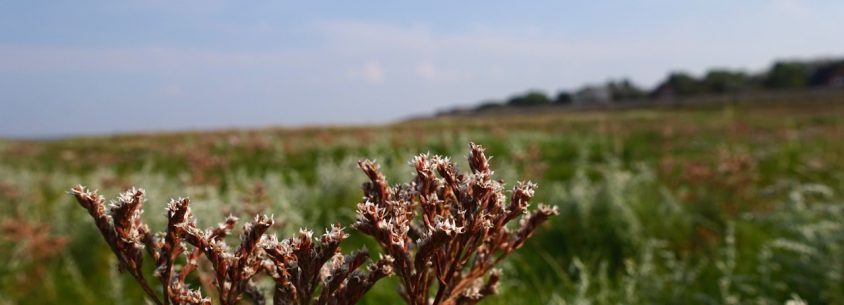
1,0 -> 843,138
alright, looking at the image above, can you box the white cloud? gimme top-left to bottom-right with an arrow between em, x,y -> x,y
346,61 -> 385,84
413,62 -> 468,82
362,62 -> 384,83
415,62 -> 437,80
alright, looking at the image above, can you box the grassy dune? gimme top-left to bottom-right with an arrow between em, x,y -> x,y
1,99 -> 843,304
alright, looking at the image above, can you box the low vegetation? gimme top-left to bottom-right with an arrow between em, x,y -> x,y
0,98 -> 843,304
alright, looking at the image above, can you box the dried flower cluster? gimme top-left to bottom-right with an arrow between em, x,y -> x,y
71,143 -> 556,305
354,143 -> 558,305
70,187 -> 392,305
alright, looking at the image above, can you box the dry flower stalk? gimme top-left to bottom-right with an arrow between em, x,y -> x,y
354,143 -> 558,305
70,142 -> 555,305
70,187 -> 392,305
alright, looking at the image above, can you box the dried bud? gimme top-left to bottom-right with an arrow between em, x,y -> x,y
432,215 -> 465,236
321,224 -> 347,245
358,160 -> 392,204
468,142 -> 491,175
109,187 -> 145,243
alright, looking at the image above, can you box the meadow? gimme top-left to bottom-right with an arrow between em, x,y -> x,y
1,97 -> 843,305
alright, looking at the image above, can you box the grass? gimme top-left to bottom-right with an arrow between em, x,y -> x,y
0,98 -> 843,304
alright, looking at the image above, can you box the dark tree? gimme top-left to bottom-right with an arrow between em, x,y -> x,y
554,91 -> 573,104
474,100 -> 504,111
507,91 -> 551,107
764,61 -> 811,89
652,72 -> 704,97
703,69 -> 750,93
606,79 -> 645,101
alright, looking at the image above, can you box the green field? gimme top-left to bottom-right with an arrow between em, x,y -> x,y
1,98 -> 843,305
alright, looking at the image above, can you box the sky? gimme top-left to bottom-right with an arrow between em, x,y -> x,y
1,0 -> 843,138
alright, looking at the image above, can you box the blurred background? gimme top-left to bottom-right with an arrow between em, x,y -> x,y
1,1 -> 843,304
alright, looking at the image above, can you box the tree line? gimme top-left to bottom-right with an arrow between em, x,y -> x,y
461,57 -> 844,112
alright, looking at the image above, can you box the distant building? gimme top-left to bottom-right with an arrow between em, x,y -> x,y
829,76 -> 844,88
810,61 -> 844,88
651,82 -> 676,99
573,85 -> 612,105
